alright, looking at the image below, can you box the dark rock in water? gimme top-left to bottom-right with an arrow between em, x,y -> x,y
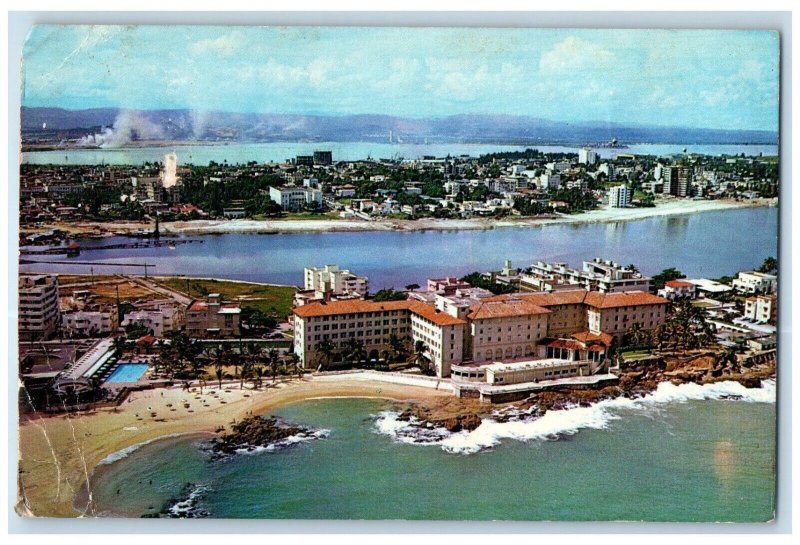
440,414 -> 482,433
736,375 -> 762,389
209,416 -> 321,458
397,406 -> 483,432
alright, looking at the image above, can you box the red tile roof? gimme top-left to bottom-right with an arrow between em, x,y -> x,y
468,299 -> 551,320
571,331 -> 614,347
406,300 -> 467,326
292,298 -> 467,326
583,291 -> 669,309
665,280 -> 695,288
483,289 -> 667,309
546,339 -> 585,351
293,299 -> 411,318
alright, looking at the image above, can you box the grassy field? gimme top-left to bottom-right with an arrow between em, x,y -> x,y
620,349 -> 654,361
153,277 -> 296,317
54,274 -> 162,304
277,212 -> 341,221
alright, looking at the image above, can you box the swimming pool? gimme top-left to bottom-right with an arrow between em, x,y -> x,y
105,363 -> 149,384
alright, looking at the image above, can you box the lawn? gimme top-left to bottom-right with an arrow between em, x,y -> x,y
276,212 -> 341,221
153,277 -> 296,317
620,349 -> 654,361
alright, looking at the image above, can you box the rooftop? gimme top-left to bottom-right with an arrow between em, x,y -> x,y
484,290 -> 668,310
293,299 -> 411,318
468,298 -> 551,320
484,358 -> 592,373
407,300 -> 467,326
665,279 -> 695,288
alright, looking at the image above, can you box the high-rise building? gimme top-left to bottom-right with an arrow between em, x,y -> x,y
19,275 -> 60,341
578,147 -> 598,165
295,155 -> 314,167
661,166 -> 692,197
608,185 -> 631,208
313,151 -> 333,166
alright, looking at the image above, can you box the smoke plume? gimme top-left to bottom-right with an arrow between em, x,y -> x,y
161,152 -> 178,188
78,110 -> 165,148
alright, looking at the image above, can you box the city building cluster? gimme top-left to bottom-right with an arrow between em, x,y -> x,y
18,249 -> 777,408
19,148 -> 778,235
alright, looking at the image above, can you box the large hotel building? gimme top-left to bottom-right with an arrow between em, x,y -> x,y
293,289 -> 669,378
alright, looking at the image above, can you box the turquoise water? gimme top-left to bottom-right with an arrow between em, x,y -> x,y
104,364 -> 149,383
89,385 -> 776,521
22,142 -> 778,166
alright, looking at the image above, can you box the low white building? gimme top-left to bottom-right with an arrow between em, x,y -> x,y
122,303 -> 185,337
686,278 -> 733,297
658,279 -> 697,300
61,310 -> 116,337
269,185 -> 323,211
732,271 -> 777,294
744,294 -> 777,325
304,264 -> 369,297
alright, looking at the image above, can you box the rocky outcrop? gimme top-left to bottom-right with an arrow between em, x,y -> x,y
209,416 -> 318,457
397,408 -> 483,432
395,351 -> 774,430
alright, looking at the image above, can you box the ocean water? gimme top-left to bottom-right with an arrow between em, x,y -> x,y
21,207 -> 779,289
22,142 -> 779,166
89,380 -> 776,521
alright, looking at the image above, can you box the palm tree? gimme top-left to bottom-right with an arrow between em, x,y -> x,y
289,352 -> 301,378
268,348 -> 280,383
414,340 -> 431,375
253,365 -> 266,390
112,335 -> 128,358
343,338 -> 366,367
239,360 -> 253,390
317,340 -> 337,370
214,366 -> 224,389
388,333 -> 406,361
209,344 -> 232,388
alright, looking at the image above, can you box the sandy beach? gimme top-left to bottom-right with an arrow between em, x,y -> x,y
16,375 -> 452,518
24,198 -> 775,238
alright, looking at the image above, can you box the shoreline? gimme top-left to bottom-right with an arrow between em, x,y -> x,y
17,376 -> 451,518
24,198 -> 776,238
18,355 -> 775,518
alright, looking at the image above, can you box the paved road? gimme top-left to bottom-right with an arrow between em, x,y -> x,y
130,277 -> 193,306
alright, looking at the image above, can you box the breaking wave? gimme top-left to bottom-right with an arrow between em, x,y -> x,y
231,429 -> 330,456
98,433 -> 191,466
166,484 -> 211,518
374,379 -> 776,455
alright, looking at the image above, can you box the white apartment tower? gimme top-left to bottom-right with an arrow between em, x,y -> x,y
609,185 -> 631,208
19,275 -> 61,341
304,265 -> 369,297
578,147 -> 598,165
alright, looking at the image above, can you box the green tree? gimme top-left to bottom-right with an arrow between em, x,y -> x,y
372,289 -> 408,301
758,256 -> 778,275
316,340 -> 337,370
652,268 -> 686,291
414,340 -> 432,375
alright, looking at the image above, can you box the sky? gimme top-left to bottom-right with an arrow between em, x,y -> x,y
22,26 -> 779,131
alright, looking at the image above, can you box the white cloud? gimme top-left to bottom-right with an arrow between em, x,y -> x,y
539,36 -> 615,74
190,31 -> 244,58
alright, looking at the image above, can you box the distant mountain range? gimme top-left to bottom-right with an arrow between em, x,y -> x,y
20,107 -> 778,147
